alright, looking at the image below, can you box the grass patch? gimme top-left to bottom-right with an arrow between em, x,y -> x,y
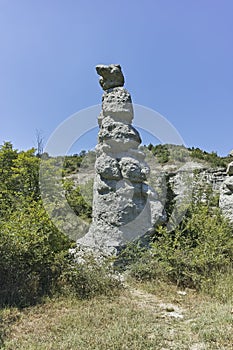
2,279 -> 233,350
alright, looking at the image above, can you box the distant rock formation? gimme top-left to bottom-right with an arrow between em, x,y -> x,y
219,161 -> 233,223
77,64 -> 164,254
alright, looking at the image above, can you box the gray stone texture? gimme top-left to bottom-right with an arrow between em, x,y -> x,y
77,64 -> 164,253
220,161 -> 233,223
96,64 -> 124,90
226,161 -> 233,176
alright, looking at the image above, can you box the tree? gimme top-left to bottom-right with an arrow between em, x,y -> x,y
35,129 -> 44,157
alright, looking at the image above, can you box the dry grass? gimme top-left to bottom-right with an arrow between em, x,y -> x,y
1,280 -> 233,350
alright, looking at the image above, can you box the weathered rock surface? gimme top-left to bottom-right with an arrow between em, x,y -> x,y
146,156 -> 228,231
96,64 -> 124,90
77,65 -> 164,253
68,144 -> 232,250
226,161 -> 233,176
219,161 -> 233,223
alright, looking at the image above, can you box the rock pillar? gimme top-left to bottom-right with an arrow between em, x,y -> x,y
77,64 -> 163,253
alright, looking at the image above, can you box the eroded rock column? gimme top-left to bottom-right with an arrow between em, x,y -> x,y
77,64 -> 163,253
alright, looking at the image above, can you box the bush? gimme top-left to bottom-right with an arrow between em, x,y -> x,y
151,144 -> 170,164
0,201 -> 71,307
0,202 -> 121,307
128,251 -> 162,281
64,179 -> 92,220
129,200 -> 233,294
189,147 -> 229,167
114,241 -> 148,271
59,253 -> 122,299
0,143 -> 122,308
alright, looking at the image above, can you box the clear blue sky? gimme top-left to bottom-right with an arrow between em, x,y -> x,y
1,0 -> 232,156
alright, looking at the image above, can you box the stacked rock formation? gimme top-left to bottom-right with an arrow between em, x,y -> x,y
219,161 -> 233,223
77,64 -> 163,253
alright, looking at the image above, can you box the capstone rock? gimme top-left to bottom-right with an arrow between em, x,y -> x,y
96,64 -> 124,90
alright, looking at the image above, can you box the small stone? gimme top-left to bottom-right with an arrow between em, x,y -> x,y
166,306 -> 175,312
177,290 -> 187,296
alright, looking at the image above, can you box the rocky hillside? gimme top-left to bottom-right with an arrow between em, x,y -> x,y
65,144 -> 233,230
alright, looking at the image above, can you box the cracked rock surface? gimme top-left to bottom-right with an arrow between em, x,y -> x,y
77,65 -> 164,254
219,161 -> 233,223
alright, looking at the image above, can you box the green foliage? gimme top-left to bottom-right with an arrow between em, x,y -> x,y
64,179 -> 92,220
163,174 -> 176,220
149,144 -> 170,164
0,142 -> 20,217
168,145 -> 190,162
0,142 -> 120,309
0,200 -> 71,307
0,143 -> 40,219
59,253 -> 121,299
115,241 -> 148,271
147,144 -> 190,164
0,197 -> 116,306
62,150 -> 96,175
151,205 -> 233,289
127,250 -> 162,281
1,140 -> 232,309
129,189 -> 233,296
147,143 -> 230,168
0,143 -> 91,307
62,154 -> 84,175
40,152 -> 93,223
189,147 -> 230,167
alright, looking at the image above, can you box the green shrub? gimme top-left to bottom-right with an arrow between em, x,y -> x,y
165,204 -> 232,289
64,179 -> 92,220
0,201 -> 71,307
189,147 -> 229,167
115,240 -> 148,271
0,143 -> 121,308
128,251 -> 162,281
147,143 -> 230,168
151,144 -> 170,164
129,200 -> 233,295
0,202 -> 121,306
201,268 -> 233,303
59,253 -> 122,299
62,154 -> 83,175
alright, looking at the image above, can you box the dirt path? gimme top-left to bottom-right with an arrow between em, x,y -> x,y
126,284 -> 185,319
122,283 -> 207,350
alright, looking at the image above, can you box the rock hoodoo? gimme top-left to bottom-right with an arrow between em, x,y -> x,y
77,64 -> 164,253
219,161 -> 233,223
